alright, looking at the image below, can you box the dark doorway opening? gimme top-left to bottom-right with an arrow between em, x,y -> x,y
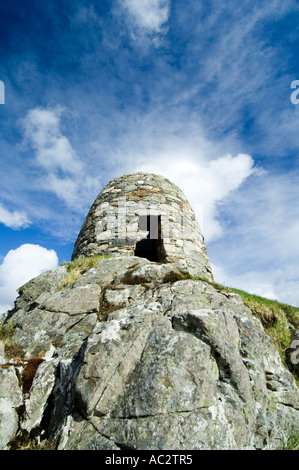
134,215 -> 166,262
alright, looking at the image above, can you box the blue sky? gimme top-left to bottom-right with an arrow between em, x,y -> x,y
1,0 -> 299,311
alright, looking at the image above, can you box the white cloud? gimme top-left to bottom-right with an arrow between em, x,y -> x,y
136,152 -> 256,241
0,244 -> 58,314
0,203 -> 31,229
120,0 -> 170,37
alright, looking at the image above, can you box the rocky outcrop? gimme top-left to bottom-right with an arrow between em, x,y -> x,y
1,256 -> 299,450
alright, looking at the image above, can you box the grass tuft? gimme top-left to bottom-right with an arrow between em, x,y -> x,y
0,322 -> 25,360
60,255 -> 111,289
280,432 -> 299,450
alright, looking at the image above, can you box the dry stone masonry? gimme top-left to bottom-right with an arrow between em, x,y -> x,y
72,172 -> 213,281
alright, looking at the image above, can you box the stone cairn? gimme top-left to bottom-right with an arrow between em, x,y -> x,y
72,172 -> 213,281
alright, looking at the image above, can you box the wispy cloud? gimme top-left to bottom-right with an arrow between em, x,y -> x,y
20,106 -> 99,211
72,5 -> 100,25
168,0 -> 299,155
21,106 -> 83,176
117,0 -> 170,42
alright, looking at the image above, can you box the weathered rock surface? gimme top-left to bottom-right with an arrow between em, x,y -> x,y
1,256 -> 299,450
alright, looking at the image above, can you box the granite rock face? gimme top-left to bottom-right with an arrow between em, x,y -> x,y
1,256 -> 299,450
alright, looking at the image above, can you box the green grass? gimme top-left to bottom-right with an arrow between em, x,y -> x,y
60,255 -> 111,289
280,432 -> 299,450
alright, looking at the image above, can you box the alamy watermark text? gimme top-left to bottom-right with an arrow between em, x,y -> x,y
290,80 -> 299,104
290,340 -> 299,365
0,81 -> 4,104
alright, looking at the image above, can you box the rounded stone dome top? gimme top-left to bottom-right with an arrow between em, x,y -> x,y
72,172 -> 213,280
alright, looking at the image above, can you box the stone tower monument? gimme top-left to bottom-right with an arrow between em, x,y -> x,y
72,172 -> 213,281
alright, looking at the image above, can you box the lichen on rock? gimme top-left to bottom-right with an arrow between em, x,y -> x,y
0,255 -> 298,450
